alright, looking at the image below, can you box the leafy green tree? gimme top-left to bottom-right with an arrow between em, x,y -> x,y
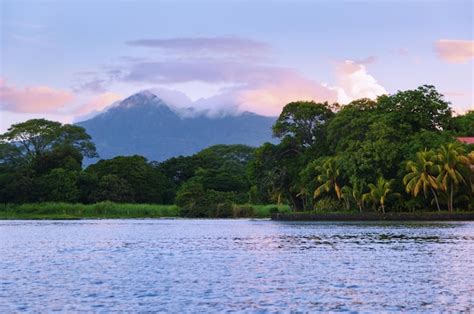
326,98 -> 377,153
272,101 -> 335,148
249,102 -> 337,210
86,155 -> 170,203
0,120 -> 97,204
403,150 -> 441,211
175,179 -> 235,217
248,143 -> 285,205
193,163 -> 249,202
192,145 -> 254,196
0,119 -> 97,163
89,174 -> 134,203
336,119 -> 404,186
0,168 -> 34,204
248,141 -> 307,209
157,145 -> 255,203
196,144 -> 255,166
32,145 -> 83,175
155,155 -> 199,198
76,171 -> 99,204
377,85 -> 452,132
35,168 -> 79,202
401,130 -> 455,161
450,111 -> 474,136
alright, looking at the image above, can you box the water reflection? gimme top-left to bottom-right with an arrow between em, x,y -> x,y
0,220 -> 473,312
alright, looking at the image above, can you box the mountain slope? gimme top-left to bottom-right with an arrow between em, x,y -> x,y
77,91 -> 277,162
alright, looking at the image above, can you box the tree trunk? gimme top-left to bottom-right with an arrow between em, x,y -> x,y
289,193 -> 304,211
449,185 -> 454,212
381,203 -> 385,214
430,187 -> 441,212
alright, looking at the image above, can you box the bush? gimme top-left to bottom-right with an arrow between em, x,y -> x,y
210,202 -> 234,218
232,205 -> 255,218
176,180 -> 237,217
269,207 -> 279,214
313,197 -> 344,211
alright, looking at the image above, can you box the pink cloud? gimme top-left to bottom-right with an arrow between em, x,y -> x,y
434,39 -> 474,63
236,76 -> 337,116
75,92 -> 123,115
0,79 -> 74,113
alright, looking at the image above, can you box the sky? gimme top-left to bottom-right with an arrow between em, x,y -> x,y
0,0 -> 473,132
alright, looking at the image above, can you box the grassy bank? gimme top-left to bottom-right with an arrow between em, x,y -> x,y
249,204 -> 292,218
0,202 -> 180,219
272,211 -> 474,221
0,202 -> 291,219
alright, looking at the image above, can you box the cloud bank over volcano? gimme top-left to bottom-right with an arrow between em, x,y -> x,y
71,36 -> 387,118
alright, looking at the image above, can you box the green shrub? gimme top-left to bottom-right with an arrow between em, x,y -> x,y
313,197 -> 344,211
211,202 -> 234,218
269,207 -> 279,214
176,180 -> 237,217
233,205 -> 255,218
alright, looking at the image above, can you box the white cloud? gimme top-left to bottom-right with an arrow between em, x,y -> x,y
331,60 -> 387,104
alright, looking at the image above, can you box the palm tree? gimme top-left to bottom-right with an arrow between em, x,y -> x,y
363,177 -> 395,214
436,143 -> 469,212
341,182 -> 366,212
341,185 -> 353,210
263,168 -> 286,206
403,149 -> 441,211
464,151 -> 474,194
313,157 -> 342,200
352,181 -> 366,213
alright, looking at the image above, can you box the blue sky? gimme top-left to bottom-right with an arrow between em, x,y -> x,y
1,0 -> 473,131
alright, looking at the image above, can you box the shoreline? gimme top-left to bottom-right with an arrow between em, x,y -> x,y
2,212 -> 474,221
271,212 -> 474,221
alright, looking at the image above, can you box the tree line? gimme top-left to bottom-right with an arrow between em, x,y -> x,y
0,85 -> 473,216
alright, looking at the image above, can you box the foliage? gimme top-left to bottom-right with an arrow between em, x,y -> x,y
272,101 -> 336,148
0,202 -> 179,218
376,85 -> 452,132
0,119 -> 97,163
86,155 -> 170,203
89,175 -> 135,203
0,86 -> 472,214
175,180 -> 236,217
449,111 -> 474,136
313,197 -> 344,211
435,143 -> 469,212
313,157 -> 343,200
363,177 -> 398,213
403,150 -> 441,211
341,181 -> 366,212
34,168 -> 79,202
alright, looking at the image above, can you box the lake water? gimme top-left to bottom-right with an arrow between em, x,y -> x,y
1,219 -> 473,312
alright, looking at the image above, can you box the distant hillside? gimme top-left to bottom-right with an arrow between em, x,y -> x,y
77,91 -> 277,162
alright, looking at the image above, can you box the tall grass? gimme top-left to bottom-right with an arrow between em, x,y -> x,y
0,202 -> 179,219
245,204 -> 291,218
0,202 -> 291,219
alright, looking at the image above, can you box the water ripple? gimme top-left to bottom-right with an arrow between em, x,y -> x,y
0,219 -> 473,312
